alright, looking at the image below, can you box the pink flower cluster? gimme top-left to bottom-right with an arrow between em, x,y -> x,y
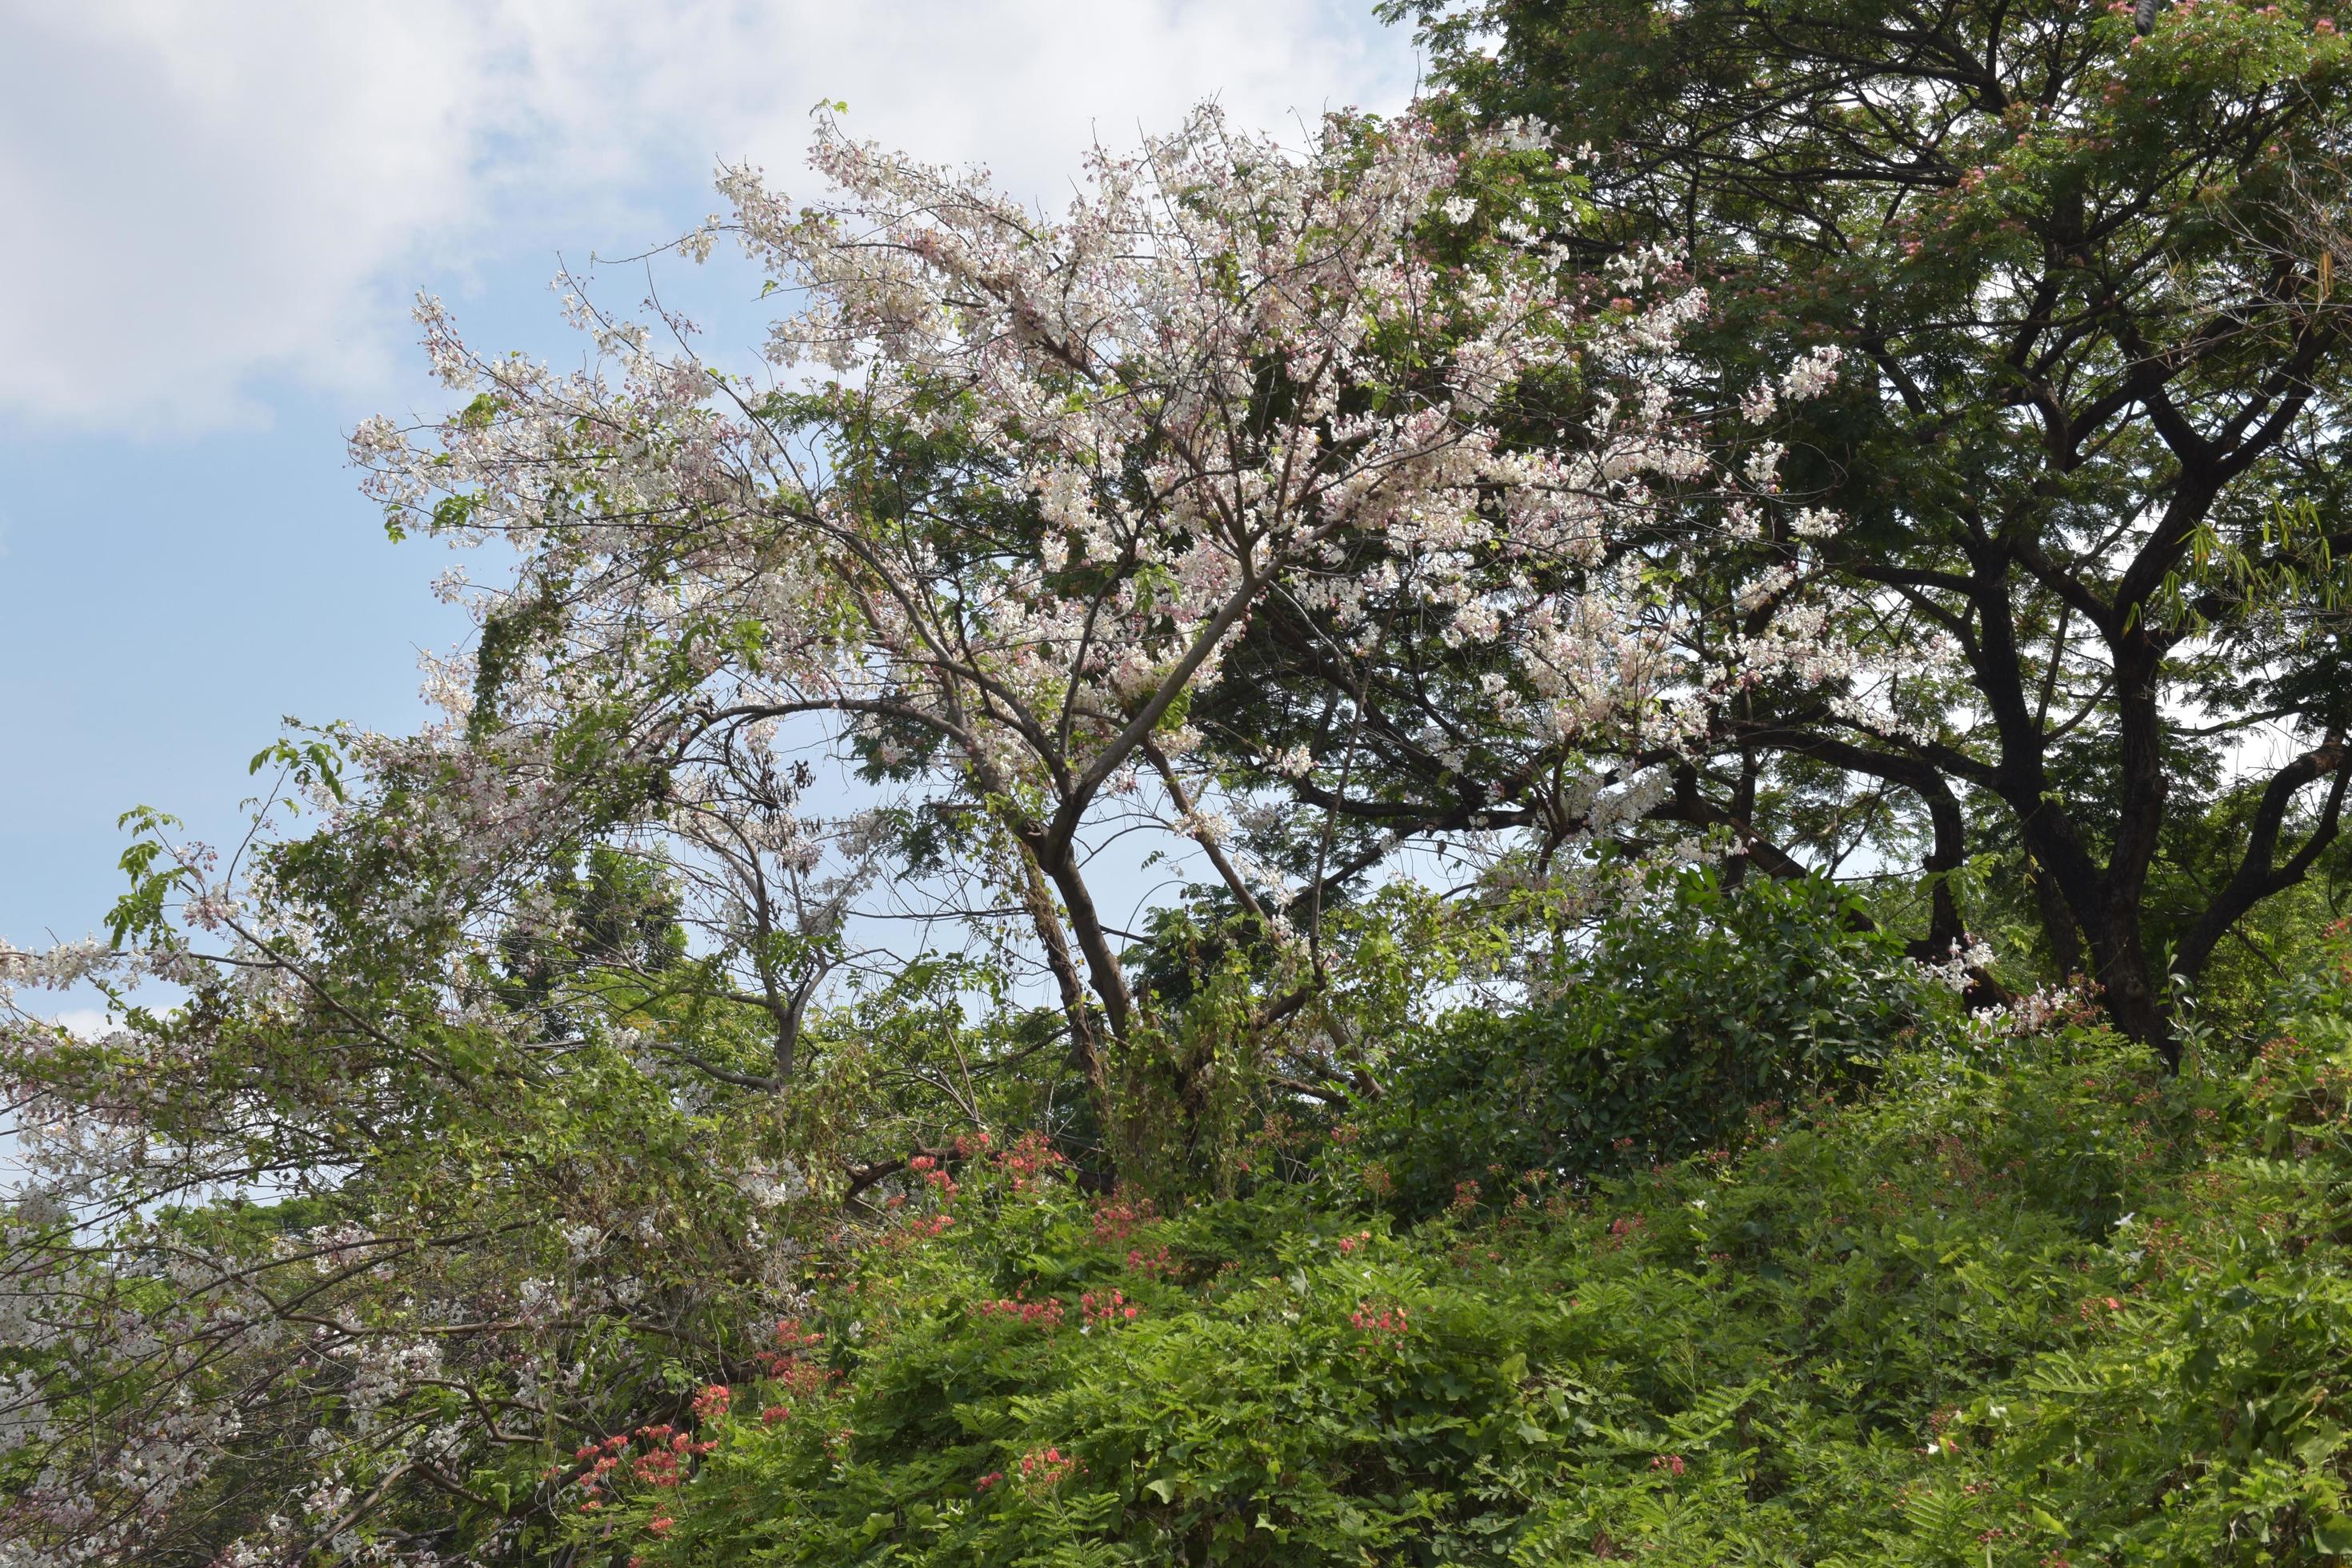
1090,1194 -> 1157,1246
558,1418 -> 719,1514
1015,1445 -> 1082,1490
1080,1290 -> 1141,1326
1126,1243 -> 1178,1279
907,1154 -> 959,1200
974,1291 -> 1066,1331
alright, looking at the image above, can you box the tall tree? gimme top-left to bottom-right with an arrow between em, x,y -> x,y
1355,0 -> 2352,1058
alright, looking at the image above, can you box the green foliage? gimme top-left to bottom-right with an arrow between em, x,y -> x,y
1358,870 -> 1940,1214
574,963 -> 2352,1566
495,844 -> 688,1017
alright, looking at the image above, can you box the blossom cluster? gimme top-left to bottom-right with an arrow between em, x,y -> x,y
972,1292 -> 1068,1332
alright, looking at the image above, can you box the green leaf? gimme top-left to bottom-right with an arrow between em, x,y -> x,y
2295,1422 -> 2345,1467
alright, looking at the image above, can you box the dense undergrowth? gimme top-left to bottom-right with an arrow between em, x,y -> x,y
1358,871 -> 1930,1218
549,940 -> 2352,1566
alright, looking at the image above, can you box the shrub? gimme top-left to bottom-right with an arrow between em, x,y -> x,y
574,958 -> 2352,1564
1358,869 -> 1940,1213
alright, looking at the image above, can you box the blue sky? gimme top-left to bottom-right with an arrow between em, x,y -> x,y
0,1 -> 1421,998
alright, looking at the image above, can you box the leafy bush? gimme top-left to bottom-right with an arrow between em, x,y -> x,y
1358,870 -> 1939,1214
567,963 -> 2352,1564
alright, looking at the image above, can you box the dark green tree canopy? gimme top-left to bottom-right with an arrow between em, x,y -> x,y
1270,0 -> 2352,1057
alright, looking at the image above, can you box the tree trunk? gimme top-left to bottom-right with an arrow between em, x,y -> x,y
2031,859 -> 2086,979
2008,784 -> 2178,1068
1037,839 -> 1137,1042
2087,912 -> 2176,1070
1014,844 -> 1113,1122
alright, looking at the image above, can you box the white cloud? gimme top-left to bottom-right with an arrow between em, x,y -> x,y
51,1007 -> 110,1040
0,0 -> 1418,434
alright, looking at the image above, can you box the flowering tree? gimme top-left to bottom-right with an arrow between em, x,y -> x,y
356,106 -> 1886,1086
2,103 -> 1871,1562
